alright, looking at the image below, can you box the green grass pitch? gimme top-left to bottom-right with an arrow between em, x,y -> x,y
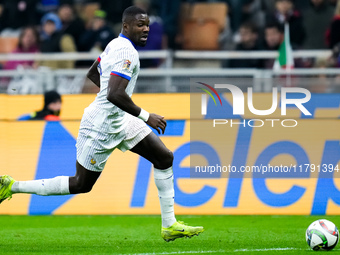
0,215 -> 339,254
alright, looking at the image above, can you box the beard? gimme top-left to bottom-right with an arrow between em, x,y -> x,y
137,40 -> 147,47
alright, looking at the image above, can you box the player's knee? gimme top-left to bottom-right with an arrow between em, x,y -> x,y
155,150 -> 173,169
166,150 -> 174,165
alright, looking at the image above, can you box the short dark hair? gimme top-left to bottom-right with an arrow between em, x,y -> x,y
44,90 -> 61,108
122,6 -> 147,23
265,22 -> 284,33
240,22 -> 258,34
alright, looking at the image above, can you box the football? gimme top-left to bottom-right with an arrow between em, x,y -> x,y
306,219 -> 339,251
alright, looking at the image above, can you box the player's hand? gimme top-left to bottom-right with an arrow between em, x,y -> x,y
146,113 -> 167,134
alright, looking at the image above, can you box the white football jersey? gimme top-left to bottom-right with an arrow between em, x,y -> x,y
84,34 -> 140,134
93,33 -> 140,110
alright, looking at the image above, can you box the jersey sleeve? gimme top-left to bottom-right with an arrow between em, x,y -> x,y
110,47 -> 138,81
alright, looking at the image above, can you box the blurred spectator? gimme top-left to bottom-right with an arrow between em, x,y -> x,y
266,0 -> 305,48
149,0 -> 163,15
264,22 -> 284,50
160,0 -> 181,49
263,21 -> 305,68
239,0 -> 265,32
18,90 -> 62,121
36,0 -> 59,15
292,0 -> 311,12
36,0 -> 74,18
225,0 -> 250,32
262,0 -> 276,14
309,57 -> 332,93
4,27 -> 40,70
263,22 -> 284,68
58,3 -> 85,51
79,10 -> 115,52
0,0 -> 39,34
98,0 -> 133,25
134,0 -> 165,68
39,12 -> 76,69
326,0 -> 340,48
328,42 -> 340,67
263,0 -> 311,14
225,22 -> 263,68
3,26 -> 40,70
303,0 -> 334,49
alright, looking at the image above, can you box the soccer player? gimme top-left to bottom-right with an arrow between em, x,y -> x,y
0,6 -> 203,242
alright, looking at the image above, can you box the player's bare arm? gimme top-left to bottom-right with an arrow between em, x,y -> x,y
87,59 -> 100,88
107,75 -> 166,134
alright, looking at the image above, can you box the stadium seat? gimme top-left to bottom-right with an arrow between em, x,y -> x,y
182,19 -> 220,50
189,2 -> 228,31
179,2 -> 228,50
0,37 -> 19,54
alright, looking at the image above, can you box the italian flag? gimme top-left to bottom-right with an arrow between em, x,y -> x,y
273,23 -> 294,70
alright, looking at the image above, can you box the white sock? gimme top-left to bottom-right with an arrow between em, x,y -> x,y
154,166 -> 176,228
11,176 -> 70,195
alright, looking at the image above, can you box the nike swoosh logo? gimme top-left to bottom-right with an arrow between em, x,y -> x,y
176,229 -> 185,232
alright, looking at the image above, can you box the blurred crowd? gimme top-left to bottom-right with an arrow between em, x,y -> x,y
0,0 -> 340,70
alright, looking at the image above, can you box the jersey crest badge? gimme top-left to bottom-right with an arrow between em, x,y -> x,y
123,59 -> 131,70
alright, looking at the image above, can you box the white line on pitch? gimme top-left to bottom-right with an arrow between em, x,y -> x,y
125,247 -> 307,255
125,251 -> 221,255
234,247 -> 304,252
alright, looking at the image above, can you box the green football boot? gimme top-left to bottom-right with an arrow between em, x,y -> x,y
161,221 -> 204,242
0,175 -> 15,204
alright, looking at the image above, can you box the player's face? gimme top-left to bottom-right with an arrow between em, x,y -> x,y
129,14 -> 150,47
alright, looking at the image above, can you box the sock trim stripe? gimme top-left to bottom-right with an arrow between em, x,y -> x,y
154,167 -> 173,179
155,174 -> 173,181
